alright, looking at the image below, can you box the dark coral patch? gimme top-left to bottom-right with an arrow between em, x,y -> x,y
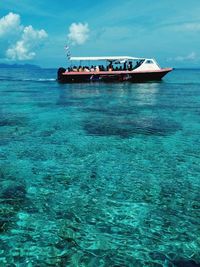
83,117 -> 181,138
83,106 -> 138,116
0,114 -> 28,127
0,176 -> 27,233
1,184 -> 26,203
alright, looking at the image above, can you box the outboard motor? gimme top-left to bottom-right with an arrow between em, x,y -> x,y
57,67 -> 66,82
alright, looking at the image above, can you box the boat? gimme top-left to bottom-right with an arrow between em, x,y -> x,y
57,56 -> 172,83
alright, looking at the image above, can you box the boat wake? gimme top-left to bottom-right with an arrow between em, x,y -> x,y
24,78 -> 56,82
0,77 -> 56,82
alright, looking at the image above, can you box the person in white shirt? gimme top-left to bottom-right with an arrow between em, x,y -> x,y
90,65 -> 94,71
95,66 -> 100,72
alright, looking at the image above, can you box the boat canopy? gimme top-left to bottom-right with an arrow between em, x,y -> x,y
69,56 -> 146,61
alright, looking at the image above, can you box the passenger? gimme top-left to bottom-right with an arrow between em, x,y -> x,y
100,65 -> 104,71
84,66 -> 90,72
123,62 -> 127,70
95,65 -> 100,72
78,66 -> 83,72
135,61 -> 140,68
101,65 -> 105,71
128,61 -> 133,70
73,66 -> 78,71
108,63 -> 113,71
90,65 -> 95,71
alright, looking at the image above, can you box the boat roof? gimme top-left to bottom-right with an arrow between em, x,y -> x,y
69,56 -> 146,61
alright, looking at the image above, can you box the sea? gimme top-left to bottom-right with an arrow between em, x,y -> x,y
0,67 -> 200,267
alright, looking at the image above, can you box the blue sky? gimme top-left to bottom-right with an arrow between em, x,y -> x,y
0,0 -> 200,67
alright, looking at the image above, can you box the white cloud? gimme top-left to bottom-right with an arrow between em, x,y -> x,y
168,52 -> 198,62
0,12 -> 21,37
6,25 -> 48,60
6,41 -> 34,60
0,12 -> 48,61
174,22 -> 200,32
67,22 -> 89,45
175,52 -> 197,61
184,23 -> 200,32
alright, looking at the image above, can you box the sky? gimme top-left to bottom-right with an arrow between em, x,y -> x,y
0,0 -> 200,68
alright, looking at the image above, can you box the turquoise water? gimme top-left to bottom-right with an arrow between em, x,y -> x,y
0,68 -> 200,266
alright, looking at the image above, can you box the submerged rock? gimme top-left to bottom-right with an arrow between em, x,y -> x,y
149,251 -> 167,261
172,260 -> 200,267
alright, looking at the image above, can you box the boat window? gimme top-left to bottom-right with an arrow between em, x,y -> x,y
146,60 -> 154,64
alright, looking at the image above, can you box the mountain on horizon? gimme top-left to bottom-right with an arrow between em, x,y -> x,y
0,63 -> 41,69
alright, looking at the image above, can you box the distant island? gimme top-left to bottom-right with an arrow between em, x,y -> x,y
0,63 -> 41,69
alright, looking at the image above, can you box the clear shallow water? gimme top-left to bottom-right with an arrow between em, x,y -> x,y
0,68 -> 200,266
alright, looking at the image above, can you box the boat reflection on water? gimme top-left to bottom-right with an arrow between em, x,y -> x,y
57,81 -> 160,105
57,82 -> 181,138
